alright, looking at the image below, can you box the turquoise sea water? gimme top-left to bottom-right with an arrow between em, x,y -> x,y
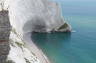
31,1 -> 96,63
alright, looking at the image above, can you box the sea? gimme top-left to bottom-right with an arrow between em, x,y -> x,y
31,0 -> 96,63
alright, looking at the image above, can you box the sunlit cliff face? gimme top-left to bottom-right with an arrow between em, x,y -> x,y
5,0 -> 71,34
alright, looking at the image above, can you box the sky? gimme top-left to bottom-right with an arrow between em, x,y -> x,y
50,0 -> 96,16
51,0 -> 96,2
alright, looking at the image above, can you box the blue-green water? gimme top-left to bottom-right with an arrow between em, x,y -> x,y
31,1 -> 96,63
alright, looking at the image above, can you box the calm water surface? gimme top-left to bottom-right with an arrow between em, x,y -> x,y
31,1 -> 96,63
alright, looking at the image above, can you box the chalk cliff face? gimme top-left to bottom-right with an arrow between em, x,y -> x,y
0,0 -> 71,63
8,0 -> 71,33
0,10 -> 40,63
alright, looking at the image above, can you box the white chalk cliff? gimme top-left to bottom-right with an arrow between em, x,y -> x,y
6,0 -> 71,34
0,0 -> 71,63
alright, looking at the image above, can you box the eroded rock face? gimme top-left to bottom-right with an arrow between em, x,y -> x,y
0,10 -> 11,63
8,0 -> 71,33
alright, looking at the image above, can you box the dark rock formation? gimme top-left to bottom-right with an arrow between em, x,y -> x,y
0,10 -> 11,63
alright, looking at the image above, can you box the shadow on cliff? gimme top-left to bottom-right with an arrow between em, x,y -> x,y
23,17 -> 47,33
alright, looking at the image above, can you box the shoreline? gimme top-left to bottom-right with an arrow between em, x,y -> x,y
23,32 -> 51,63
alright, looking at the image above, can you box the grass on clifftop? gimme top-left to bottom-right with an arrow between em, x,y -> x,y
58,22 -> 68,30
6,60 -> 15,63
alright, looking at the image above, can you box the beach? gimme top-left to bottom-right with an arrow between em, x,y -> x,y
23,32 -> 51,63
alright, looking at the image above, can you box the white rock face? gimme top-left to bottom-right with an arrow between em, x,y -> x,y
8,30 -> 40,63
7,0 -> 71,34
0,0 -> 71,63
